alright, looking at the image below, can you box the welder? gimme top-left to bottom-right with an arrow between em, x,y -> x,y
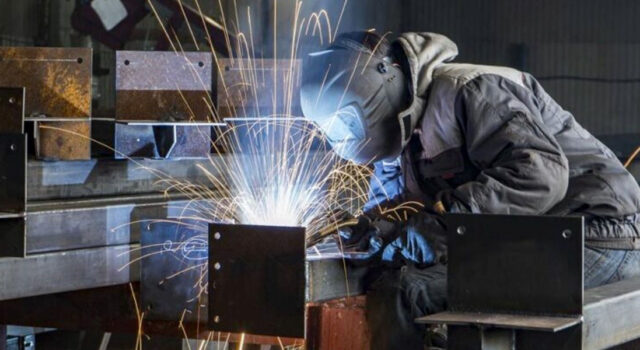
300,32 -> 640,349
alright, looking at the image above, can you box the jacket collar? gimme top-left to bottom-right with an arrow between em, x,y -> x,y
394,33 -> 458,148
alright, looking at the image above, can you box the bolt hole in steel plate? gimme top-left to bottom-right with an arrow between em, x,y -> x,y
445,214 -> 584,316
115,51 -> 213,122
0,47 -> 91,160
208,224 -> 306,338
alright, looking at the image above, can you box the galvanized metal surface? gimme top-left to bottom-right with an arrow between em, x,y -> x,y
0,244 -> 137,301
446,214 -> 584,316
140,220 -> 208,323
216,59 -> 301,118
209,224 -> 306,338
0,47 -> 91,160
583,277 -> 640,349
115,51 -> 213,122
417,311 -> 581,332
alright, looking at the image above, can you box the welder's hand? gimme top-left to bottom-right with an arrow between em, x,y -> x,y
381,212 -> 447,267
338,215 -> 400,261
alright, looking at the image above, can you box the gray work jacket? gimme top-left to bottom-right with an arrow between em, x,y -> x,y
367,33 -> 640,249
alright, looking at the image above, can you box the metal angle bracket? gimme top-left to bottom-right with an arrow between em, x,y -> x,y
114,51 -> 215,159
208,224 -> 306,338
417,214 -> 585,349
114,123 -> 213,159
0,47 -> 92,160
0,87 -> 27,257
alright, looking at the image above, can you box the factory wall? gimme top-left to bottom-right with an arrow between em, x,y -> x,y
270,0 -> 640,136
0,0 -> 639,136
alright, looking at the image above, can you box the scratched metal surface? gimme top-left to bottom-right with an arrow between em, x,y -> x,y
115,51 -> 213,122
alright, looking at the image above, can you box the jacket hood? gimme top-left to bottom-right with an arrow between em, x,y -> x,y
394,32 -> 458,148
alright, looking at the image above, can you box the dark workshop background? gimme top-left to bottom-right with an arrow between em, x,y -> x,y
1,0 -> 638,136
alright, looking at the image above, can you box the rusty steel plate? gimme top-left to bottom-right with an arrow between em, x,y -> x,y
0,47 -> 91,118
209,224 -> 306,338
216,59 -> 301,118
116,51 -> 213,122
0,47 -> 91,160
36,120 -> 91,160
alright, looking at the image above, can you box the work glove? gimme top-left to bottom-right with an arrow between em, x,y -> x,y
338,214 -> 400,261
381,211 -> 447,267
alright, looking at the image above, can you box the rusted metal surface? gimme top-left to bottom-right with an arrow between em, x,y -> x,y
0,47 -> 91,160
216,59 -> 302,118
36,120 -> 90,160
306,296 -> 370,350
115,51 -> 213,122
0,47 -> 91,118
0,284 -> 302,346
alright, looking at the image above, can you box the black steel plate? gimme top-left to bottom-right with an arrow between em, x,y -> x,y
446,214 -> 584,316
140,220 -> 209,322
0,133 -> 26,214
0,216 -> 25,257
208,224 -> 306,338
0,87 -> 25,133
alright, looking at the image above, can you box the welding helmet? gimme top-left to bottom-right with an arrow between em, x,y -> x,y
300,32 -> 410,164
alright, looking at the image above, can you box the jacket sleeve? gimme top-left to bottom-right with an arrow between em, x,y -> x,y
439,78 -> 569,214
363,157 -> 405,213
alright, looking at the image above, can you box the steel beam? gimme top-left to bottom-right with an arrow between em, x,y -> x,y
25,195 -> 201,254
26,158 -> 220,201
0,284 -> 301,346
0,245 -> 137,301
583,277 -> 640,349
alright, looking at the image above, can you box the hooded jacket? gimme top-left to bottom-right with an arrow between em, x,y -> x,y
367,32 -> 640,249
